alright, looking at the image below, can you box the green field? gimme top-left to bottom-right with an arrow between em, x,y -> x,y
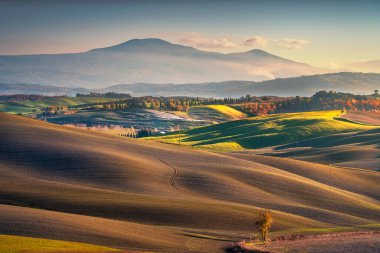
0,97 -> 117,115
0,102 -> 37,114
151,110 -> 377,151
0,235 -> 119,253
19,97 -> 117,107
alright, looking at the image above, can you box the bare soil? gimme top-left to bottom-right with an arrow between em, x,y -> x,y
233,231 -> 380,253
342,111 -> 380,125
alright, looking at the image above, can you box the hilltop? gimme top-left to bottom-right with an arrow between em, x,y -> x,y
188,105 -> 247,123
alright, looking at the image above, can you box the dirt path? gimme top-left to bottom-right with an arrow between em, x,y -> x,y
232,230 -> 380,253
156,151 -> 201,199
156,151 -> 180,191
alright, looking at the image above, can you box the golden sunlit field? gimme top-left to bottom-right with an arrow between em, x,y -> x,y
188,105 -> 247,123
0,235 -> 120,253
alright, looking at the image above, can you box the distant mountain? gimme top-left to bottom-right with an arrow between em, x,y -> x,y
89,38 -> 200,55
0,83 -> 89,96
105,72 -> 380,97
0,38 -> 324,88
2,72 -> 379,98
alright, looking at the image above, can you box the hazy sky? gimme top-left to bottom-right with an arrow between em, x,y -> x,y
0,0 -> 379,68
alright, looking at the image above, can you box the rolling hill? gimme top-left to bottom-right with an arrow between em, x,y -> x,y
0,38 -> 323,88
263,128 -> 380,172
0,96 -> 117,116
2,72 -> 380,98
1,112 -> 380,252
0,83 -> 90,96
105,72 -> 380,97
188,105 -> 247,123
151,111 -> 377,151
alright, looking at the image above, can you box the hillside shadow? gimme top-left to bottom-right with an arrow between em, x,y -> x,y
224,245 -> 272,253
275,127 -> 380,151
185,117 -> 355,149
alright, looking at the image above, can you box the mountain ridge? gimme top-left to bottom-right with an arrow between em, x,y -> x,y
104,72 -> 380,97
88,38 -> 201,54
0,38 -> 325,88
2,72 -> 380,97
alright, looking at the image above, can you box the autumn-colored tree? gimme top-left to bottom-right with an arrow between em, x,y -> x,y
255,209 -> 273,242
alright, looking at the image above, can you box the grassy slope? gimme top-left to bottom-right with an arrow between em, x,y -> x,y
1,113 -> 379,252
204,105 -> 247,120
18,97 -> 116,107
0,235 -> 119,253
188,105 -> 247,123
152,110 -> 377,151
259,126 -> 380,171
0,97 -> 116,115
0,102 -> 36,114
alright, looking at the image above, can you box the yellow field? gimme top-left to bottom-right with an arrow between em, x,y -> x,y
0,235 -> 119,253
203,105 -> 247,119
188,105 -> 247,123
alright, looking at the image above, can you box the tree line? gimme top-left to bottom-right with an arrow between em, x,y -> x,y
76,92 -> 132,98
97,90 -> 380,115
236,90 -> 380,116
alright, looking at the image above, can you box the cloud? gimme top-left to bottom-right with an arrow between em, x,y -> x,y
179,32 -> 237,49
179,33 -> 310,52
243,36 -> 268,48
277,38 -> 310,50
345,60 -> 380,72
328,62 -> 340,69
246,66 -> 275,79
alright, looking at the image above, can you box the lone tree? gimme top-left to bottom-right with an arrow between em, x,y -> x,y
255,209 -> 273,242
375,90 -> 379,96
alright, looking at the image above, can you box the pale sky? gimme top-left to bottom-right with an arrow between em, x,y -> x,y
0,0 -> 379,69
